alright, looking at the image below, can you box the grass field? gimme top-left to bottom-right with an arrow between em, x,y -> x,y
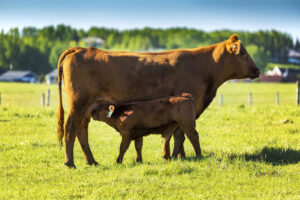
0,82 -> 300,199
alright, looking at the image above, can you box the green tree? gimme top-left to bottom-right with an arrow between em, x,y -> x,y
49,41 -> 71,69
0,26 -> 296,75
246,45 -> 270,72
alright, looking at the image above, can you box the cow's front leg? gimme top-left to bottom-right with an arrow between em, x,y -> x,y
77,117 -> 98,165
178,144 -> 186,158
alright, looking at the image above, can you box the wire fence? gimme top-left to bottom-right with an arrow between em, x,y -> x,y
0,82 -> 299,107
211,91 -> 297,106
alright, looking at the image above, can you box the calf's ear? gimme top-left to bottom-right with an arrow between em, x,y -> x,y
226,34 -> 241,55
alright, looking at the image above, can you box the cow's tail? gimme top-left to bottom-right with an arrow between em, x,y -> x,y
57,54 -> 65,147
57,47 -> 81,147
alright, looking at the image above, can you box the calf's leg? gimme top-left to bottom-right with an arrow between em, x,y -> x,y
184,128 -> 201,158
178,121 -> 201,158
162,135 -> 171,160
172,128 -> 186,158
161,125 -> 177,160
134,137 -> 143,163
117,134 -> 131,164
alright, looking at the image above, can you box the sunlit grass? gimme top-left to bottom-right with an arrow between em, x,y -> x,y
0,83 -> 300,199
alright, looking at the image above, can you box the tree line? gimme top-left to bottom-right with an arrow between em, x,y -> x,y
0,24 -> 298,75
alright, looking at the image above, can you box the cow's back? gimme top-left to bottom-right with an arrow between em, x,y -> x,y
62,47 -> 203,105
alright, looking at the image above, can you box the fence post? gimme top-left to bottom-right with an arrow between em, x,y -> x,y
276,92 -> 279,105
41,93 -> 45,106
248,92 -> 252,106
219,93 -> 223,106
297,81 -> 300,105
47,89 -> 50,106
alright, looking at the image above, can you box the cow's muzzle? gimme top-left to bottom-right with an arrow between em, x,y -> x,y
249,67 -> 260,79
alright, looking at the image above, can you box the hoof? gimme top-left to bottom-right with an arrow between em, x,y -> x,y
136,159 -> 143,163
93,161 -> 99,166
196,154 -> 202,159
116,159 -> 123,164
64,162 -> 76,169
162,156 -> 170,161
87,160 -> 98,166
178,153 -> 186,159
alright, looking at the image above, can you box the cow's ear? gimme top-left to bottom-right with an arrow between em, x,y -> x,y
228,34 -> 239,43
226,34 -> 241,55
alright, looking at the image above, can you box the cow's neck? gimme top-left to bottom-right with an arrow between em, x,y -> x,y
193,43 -> 235,117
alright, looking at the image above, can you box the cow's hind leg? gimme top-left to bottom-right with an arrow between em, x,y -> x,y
64,96 -> 92,168
178,142 -> 186,158
64,113 -> 83,168
77,117 -> 98,165
134,137 -> 143,163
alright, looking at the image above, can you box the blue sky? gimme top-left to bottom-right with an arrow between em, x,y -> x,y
0,0 -> 299,40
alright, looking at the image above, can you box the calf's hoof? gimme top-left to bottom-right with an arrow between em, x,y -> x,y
136,159 -> 143,163
116,158 -> 123,164
64,162 -> 76,169
87,160 -> 98,166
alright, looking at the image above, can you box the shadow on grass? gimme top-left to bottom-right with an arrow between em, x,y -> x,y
179,147 -> 300,165
177,156 -> 203,162
240,147 -> 300,165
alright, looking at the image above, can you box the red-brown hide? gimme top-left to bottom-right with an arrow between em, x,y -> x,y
57,34 -> 260,168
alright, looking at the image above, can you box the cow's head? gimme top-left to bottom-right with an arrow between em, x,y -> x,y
223,34 -> 260,79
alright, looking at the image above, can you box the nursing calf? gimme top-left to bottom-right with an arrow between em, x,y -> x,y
91,93 -> 200,163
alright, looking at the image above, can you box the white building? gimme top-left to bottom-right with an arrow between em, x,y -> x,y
45,69 -> 58,84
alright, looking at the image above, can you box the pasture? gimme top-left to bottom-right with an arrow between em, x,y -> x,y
0,82 -> 300,199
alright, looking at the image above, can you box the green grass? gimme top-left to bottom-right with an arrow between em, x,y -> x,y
0,82 -> 300,199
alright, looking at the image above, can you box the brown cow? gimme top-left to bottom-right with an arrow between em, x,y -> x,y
91,93 -> 198,163
57,34 -> 260,168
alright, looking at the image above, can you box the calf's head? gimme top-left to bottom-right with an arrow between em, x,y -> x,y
222,34 -> 260,79
91,105 -> 115,121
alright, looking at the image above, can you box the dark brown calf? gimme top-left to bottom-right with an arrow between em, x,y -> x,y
91,93 -> 200,163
